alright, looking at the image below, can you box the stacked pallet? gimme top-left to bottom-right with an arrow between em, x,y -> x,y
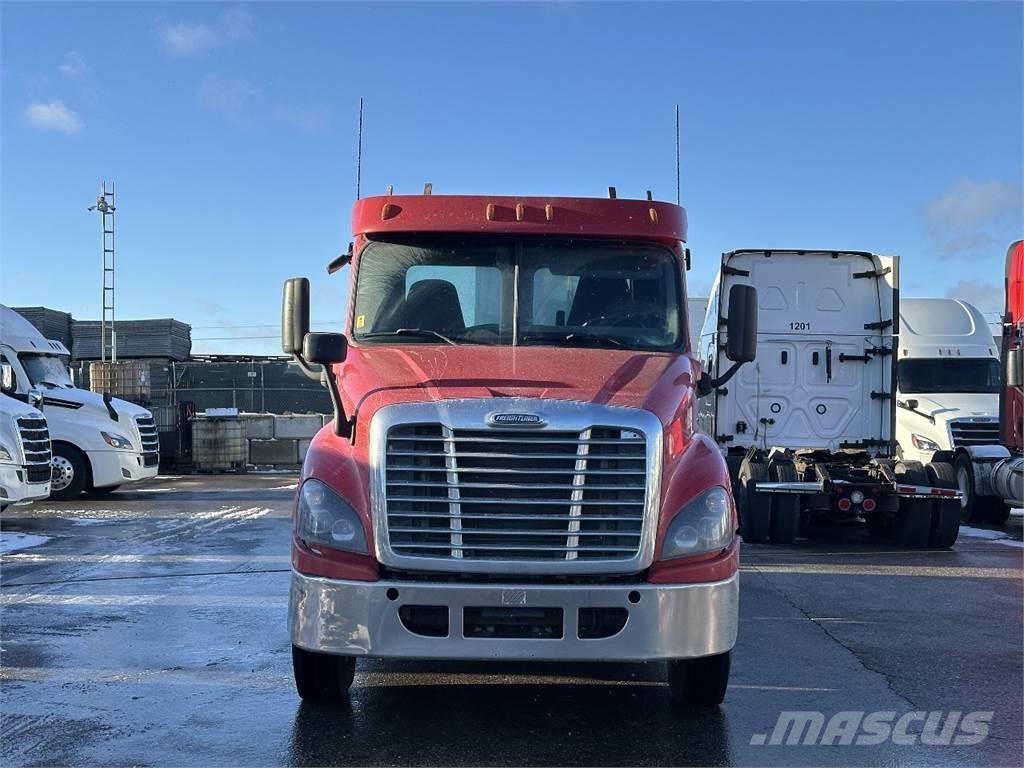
11,307 -> 73,349
71,318 -> 191,361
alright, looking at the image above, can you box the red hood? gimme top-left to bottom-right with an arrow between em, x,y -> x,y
337,344 -> 698,427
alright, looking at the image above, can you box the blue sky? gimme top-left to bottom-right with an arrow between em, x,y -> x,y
2,1 -> 1021,355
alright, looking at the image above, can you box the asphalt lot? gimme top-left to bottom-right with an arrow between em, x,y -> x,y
1,474 -> 1021,767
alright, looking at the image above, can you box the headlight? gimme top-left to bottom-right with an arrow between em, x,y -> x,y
0,443 -> 14,463
910,433 -> 940,452
101,431 -> 134,450
661,486 -> 733,560
297,479 -> 368,555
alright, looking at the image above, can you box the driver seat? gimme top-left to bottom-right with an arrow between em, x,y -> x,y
567,277 -> 630,327
397,279 -> 466,335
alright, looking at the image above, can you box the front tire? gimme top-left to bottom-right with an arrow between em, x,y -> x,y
292,646 -> 355,703
667,651 -> 730,707
50,444 -> 89,501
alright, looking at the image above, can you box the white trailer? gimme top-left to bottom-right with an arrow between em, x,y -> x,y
1,305 -> 159,500
697,249 -> 960,547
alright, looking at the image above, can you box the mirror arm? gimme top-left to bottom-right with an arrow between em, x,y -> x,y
697,361 -> 744,397
292,352 -> 324,382
319,365 -> 353,440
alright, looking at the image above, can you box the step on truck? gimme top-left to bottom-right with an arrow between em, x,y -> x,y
0,305 -> 159,500
921,240 -> 1024,522
696,249 -> 960,547
0,368 -> 52,511
280,190 -> 759,707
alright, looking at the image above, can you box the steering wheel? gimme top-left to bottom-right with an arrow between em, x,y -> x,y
580,302 -> 665,329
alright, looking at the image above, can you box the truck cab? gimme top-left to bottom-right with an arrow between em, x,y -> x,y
281,192 -> 758,707
0,385 -> 51,510
0,305 -> 159,500
895,298 -> 1001,465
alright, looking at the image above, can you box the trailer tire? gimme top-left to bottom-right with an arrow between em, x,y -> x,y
737,460 -> 770,543
667,651 -> 730,708
924,462 -> 961,548
292,646 -> 355,703
49,443 -> 89,501
768,461 -> 800,545
895,499 -> 931,548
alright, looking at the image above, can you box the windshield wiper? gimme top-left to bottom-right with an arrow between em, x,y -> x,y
360,328 -> 458,346
563,333 -> 623,347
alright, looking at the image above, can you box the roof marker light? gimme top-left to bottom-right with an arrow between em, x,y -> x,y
485,203 -> 495,221
649,208 -> 659,224
515,203 -> 525,222
381,203 -> 395,221
544,204 -> 553,222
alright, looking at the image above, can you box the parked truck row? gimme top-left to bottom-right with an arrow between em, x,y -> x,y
0,304 -> 159,504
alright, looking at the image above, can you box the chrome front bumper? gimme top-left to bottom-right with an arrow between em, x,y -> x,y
289,570 -> 738,661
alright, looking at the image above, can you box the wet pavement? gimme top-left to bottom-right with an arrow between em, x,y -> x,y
1,474 -> 1021,767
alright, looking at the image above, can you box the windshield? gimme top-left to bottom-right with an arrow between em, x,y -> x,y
898,358 -> 1001,394
352,238 -> 683,352
20,354 -> 74,389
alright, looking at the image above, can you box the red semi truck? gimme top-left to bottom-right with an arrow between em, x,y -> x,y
281,192 -> 758,707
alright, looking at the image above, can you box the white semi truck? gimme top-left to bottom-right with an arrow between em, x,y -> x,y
0,385 -> 51,511
697,249 -> 960,547
894,298 -> 1007,523
0,305 -> 159,500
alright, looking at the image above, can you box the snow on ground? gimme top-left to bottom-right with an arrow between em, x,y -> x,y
0,532 -> 50,554
959,525 -> 1024,548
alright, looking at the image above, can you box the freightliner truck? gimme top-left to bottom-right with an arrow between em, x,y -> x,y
281,191 -> 759,707
696,249 -> 960,547
919,241 -> 1024,522
0,377 -> 52,511
1,305 -> 159,500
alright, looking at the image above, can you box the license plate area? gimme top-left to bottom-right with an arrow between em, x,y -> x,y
463,607 -> 563,639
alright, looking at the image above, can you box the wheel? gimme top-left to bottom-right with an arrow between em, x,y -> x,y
952,453 -> 982,523
292,646 -> 355,703
86,485 -> 121,497
895,498 -> 931,548
982,501 -> 1011,526
737,459 -> 770,543
49,444 -> 89,501
667,651 -> 730,707
768,460 -> 800,545
925,462 -> 960,548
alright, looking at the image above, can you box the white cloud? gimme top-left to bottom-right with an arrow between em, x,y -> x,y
59,51 -> 89,79
197,75 -> 260,122
160,9 -> 254,57
922,178 -> 1023,258
23,100 -> 82,134
944,280 -> 1004,314
272,105 -> 330,134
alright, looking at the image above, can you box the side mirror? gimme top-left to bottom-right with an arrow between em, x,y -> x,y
906,398 -> 919,411
303,333 -> 348,365
725,284 -> 758,363
282,277 -> 311,355
0,363 -> 14,394
1007,348 -> 1022,388
27,389 -> 44,411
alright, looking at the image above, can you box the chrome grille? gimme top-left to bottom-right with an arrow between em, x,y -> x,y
949,419 -> 999,447
17,417 -> 52,484
135,414 -> 160,455
385,425 -> 647,562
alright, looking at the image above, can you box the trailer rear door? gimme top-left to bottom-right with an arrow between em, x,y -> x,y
714,250 -> 897,454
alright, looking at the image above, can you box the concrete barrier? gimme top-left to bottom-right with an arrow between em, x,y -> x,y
249,438 -> 299,466
274,414 -> 323,440
298,439 -> 312,462
241,413 -> 275,440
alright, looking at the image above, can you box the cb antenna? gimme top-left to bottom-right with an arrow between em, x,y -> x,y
355,96 -> 364,200
675,104 -> 681,205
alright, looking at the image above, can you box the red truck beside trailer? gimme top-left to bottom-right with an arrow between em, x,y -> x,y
280,192 -> 759,707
